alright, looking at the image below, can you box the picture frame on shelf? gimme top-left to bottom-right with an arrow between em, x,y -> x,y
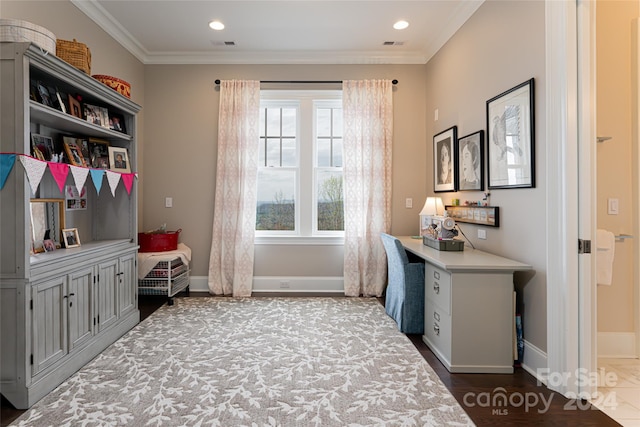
84,103 -> 109,127
68,95 -> 82,119
88,138 -> 110,169
63,136 -> 87,167
36,81 -> 52,107
31,134 -> 55,161
433,126 -> 457,193
457,130 -> 484,191
108,112 -> 126,133
62,228 -> 81,248
108,146 -> 130,173
486,78 -> 535,189
445,205 -> 500,227
54,88 -> 67,114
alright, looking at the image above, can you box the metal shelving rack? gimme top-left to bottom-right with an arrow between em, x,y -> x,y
138,257 -> 190,305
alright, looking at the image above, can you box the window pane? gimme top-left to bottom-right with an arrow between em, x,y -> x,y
282,138 -> 296,166
266,108 -> 281,136
316,170 -> 344,231
333,110 -> 343,136
282,108 -> 297,136
259,138 -> 266,166
259,109 -> 266,137
316,138 -> 331,167
256,169 -> 296,231
333,138 -> 343,167
266,138 -> 280,167
317,108 -> 332,136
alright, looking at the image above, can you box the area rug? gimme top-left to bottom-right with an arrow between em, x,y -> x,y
11,297 -> 474,426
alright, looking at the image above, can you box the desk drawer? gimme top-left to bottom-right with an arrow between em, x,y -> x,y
424,301 -> 452,360
425,264 -> 451,314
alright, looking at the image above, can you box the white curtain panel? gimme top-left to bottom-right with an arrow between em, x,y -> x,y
342,80 -> 393,297
208,80 -> 260,297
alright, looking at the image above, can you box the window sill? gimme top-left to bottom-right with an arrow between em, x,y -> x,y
254,236 -> 345,245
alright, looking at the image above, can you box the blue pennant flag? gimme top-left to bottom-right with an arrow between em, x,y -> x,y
0,154 -> 16,190
90,169 -> 104,194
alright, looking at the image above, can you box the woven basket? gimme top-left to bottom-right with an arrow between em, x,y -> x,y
56,38 -> 91,74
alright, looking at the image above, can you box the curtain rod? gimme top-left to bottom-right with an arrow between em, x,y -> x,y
214,79 -> 398,85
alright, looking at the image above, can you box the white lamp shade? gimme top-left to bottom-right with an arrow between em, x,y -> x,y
420,197 -> 444,216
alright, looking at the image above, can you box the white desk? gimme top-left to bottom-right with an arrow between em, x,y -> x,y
397,236 -> 532,374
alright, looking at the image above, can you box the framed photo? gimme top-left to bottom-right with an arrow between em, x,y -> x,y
88,138 -> 110,169
54,88 -> 67,114
108,112 -> 126,133
62,228 -> 81,248
433,126 -> 457,192
486,78 -> 535,189
68,95 -> 82,119
63,137 -> 88,167
445,205 -> 500,227
108,146 -> 130,173
36,81 -> 52,107
31,134 -> 55,161
457,130 -> 484,191
84,104 -> 109,127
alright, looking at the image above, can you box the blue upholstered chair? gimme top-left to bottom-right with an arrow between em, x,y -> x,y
380,233 -> 425,334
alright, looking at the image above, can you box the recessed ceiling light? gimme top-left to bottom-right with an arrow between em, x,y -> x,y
209,20 -> 225,31
393,20 -> 409,30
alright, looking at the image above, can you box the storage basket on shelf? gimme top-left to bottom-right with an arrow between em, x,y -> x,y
0,19 -> 56,54
56,38 -> 91,74
138,229 -> 181,252
92,74 -> 131,98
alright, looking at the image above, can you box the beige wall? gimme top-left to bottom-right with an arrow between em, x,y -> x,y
143,64 -> 427,279
1,0 -> 146,226
423,0 -> 547,351
596,0 -> 639,333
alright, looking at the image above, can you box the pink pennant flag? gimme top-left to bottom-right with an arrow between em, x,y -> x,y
121,173 -> 136,195
48,162 -> 69,193
69,165 -> 89,195
18,155 -> 47,194
105,170 -> 121,196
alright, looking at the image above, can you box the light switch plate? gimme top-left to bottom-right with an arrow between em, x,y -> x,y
165,197 -> 173,208
607,198 -> 619,215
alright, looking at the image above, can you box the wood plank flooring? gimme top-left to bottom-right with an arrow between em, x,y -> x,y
1,294 -> 622,426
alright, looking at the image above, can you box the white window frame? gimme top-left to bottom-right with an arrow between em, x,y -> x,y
255,90 -> 344,245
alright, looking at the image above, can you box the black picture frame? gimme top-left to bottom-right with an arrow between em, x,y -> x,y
445,205 -> 500,227
36,81 -> 52,107
457,130 -> 484,191
108,112 -> 126,133
486,78 -> 535,189
433,126 -> 457,193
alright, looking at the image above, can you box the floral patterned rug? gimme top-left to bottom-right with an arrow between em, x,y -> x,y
11,297 -> 474,426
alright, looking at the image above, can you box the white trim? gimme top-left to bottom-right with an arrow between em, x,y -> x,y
252,276 -> 344,293
521,339 -> 549,386
545,0 -> 581,397
187,276 -> 209,293
597,332 -> 638,358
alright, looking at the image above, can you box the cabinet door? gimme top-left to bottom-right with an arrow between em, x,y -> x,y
67,266 -> 94,350
97,258 -> 119,331
118,252 -> 137,316
32,276 -> 67,375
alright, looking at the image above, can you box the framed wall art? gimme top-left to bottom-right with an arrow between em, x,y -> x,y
445,205 -> 500,227
433,126 -> 457,192
486,78 -> 535,189
457,130 -> 484,191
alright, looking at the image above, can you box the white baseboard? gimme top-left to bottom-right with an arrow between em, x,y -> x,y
187,276 -> 345,294
597,332 -> 638,358
252,276 -> 344,293
521,339 -> 548,386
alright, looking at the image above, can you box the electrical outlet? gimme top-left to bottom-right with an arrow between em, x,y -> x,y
477,229 -> 487,240
165,197 -> 173,208
279,280 -> 290,288
434,108 -> 439,121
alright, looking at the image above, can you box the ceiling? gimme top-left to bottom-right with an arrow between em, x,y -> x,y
71,0 -> 484,65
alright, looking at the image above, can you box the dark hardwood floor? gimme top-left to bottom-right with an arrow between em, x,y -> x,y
1,294 -> 621,426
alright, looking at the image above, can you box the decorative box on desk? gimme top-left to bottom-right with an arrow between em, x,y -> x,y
137,243 -> 191,305
423,236 -> 464,251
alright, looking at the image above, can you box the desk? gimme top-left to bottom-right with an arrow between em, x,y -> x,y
397,236 -> 532,374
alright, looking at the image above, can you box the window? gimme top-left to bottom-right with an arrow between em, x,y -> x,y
256,91 -> 343,241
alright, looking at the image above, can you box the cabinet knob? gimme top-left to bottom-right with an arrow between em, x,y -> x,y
433,282 -> 440,294
433,311 -> 440,322
433,323 -> 440,336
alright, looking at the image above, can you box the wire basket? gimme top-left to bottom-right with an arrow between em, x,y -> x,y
56,38 -> 91,74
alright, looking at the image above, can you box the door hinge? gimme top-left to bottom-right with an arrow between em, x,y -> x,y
578,239 -> 592,254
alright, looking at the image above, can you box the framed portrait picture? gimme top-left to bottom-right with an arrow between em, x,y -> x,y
88,138 -> 110,169
62,228 -> 81,248
31,134 -> 55,161
63,136 -> 88,167
457,130 -> 484,191
108,146 -> 131,173
108,112 -> 126,133
486,78 -> 535,189
433,126 -> 457,192
68,95 -> 82,119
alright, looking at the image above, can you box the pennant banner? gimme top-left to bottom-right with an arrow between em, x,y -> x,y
105,170 -> 121,197
48,162 -> 69,193
70,165 -> 90,195
0,153 -> 16,190
18,155 -> 47,194
90,169 -> 105,194
121,173 -> 135,195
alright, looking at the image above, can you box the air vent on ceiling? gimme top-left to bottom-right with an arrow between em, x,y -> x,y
211,41 -> 236,46
383,41 -> 405,46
